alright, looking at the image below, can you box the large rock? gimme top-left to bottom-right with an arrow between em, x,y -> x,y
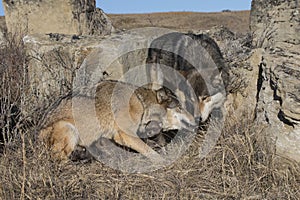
22,33 -> 103,114
22,28 -> 173,115
0,17 -> 6,46
2,0 -> 114,36
0,28 -> 5,46
251,0 -> 300,162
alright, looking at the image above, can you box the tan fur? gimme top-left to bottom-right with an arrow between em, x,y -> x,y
39,119 -> 79,160
39,80 -> 195,162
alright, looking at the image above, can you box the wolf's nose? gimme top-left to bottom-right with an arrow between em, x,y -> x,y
182,124 -> 198,132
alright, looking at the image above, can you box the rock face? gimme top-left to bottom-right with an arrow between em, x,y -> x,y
0,28 -> 5,46
2,0 -> 114,35
251,0 -> 300,162
22,33 -> 102,114
22,28 -> 173,115
0,17 -> 6,46
198,1 -> 300,163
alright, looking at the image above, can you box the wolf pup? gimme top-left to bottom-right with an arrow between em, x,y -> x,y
39,80 -> 196,162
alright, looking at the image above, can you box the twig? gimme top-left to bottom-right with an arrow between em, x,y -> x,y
21,130 -> 26,200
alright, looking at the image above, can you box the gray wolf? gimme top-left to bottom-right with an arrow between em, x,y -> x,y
146,32 -> 228,122
39,80 -> 196,162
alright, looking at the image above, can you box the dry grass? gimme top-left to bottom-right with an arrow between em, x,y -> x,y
0,112 -> 299,199
108,11 -> 250,34
0,29 -> 29,154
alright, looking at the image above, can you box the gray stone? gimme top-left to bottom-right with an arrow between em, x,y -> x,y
0,17 -> 6,46
0,28 -> 5,46
251,0 -> 300,162
2,0 -> 114,36
22,33 -> 104,114
22,28 -> 173,115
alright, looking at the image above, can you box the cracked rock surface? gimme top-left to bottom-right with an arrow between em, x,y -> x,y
251,0 -> 300,162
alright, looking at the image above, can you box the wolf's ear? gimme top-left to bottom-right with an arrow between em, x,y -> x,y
156,88 -> 180,108
156,88 -> 169,104
166,96 -> 180,108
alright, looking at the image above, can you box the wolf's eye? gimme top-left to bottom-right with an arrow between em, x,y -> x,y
176,107 -> 182,113
200,95 -> 211,102
167,96 -> 180,109
167,101 -> 177,109
201,95 -> 208,100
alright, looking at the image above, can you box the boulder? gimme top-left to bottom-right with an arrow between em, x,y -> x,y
22,33 -> 102,114
0,17 -> 6,46
2,0 -> 114,36
251,0 -> 300,162
197,3 -> 300,163
0,28 -> 5,46
22,28 -> 173,115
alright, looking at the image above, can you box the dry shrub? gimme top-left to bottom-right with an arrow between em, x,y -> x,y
24,45 -> 76,132
0,31 -> 29,150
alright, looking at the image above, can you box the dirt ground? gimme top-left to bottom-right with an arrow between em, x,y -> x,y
108,11 -> 250,34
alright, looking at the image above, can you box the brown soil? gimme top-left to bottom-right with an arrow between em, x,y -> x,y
108,11 -> 250,34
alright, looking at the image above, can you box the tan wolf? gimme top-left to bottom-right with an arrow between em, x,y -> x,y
39,80 -> 196,162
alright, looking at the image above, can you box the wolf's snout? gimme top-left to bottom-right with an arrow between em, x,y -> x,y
196,116 -> 202,123
180,116 -> 197,131
198,117 -> 203,122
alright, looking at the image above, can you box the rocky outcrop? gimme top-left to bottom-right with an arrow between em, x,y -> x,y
197,2 -> 300,163
0,28 -> 5,46
22,33 -> 102,114
22,28 -> 173,115
250,0 -> 300,162
0,17 -> 6,46
2,0 -> 114,36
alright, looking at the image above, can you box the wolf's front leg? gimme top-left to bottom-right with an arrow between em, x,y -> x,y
113,131 -> 164,163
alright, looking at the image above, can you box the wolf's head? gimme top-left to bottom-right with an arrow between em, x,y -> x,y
138,88 -> 196,138
185,69 -> 226,122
